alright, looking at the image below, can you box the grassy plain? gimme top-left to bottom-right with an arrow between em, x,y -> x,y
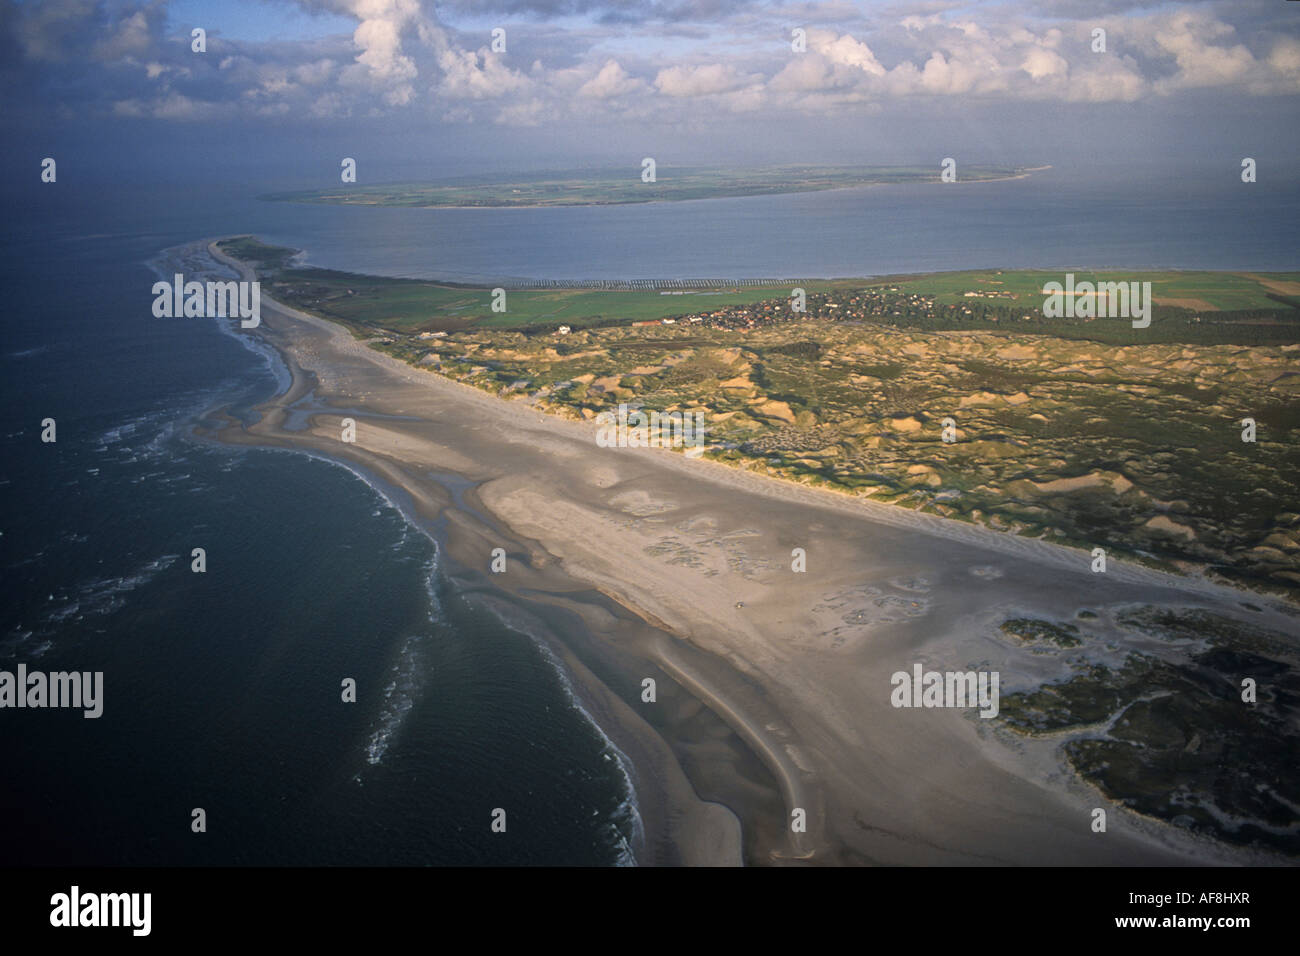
217,237 -> 1298,338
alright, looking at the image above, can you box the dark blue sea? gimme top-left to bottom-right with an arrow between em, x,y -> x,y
1,167 -> 1296,864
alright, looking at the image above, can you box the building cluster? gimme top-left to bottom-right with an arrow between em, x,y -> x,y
668,287 -> 997,331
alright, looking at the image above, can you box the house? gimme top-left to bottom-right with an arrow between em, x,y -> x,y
557,325 -> 571,335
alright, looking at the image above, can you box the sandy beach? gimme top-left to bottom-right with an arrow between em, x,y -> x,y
190,237 -> 1294,866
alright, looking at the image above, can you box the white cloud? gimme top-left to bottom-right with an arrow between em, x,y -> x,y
437,47 -> 532,99
1020,47 -> 1067,81
816,33 -> 886,77
1268,37 -> 1300,81
654,63 -> 760,97
494,97 -> 545,126
578,59 -> 644,99
294,59 -> 337,87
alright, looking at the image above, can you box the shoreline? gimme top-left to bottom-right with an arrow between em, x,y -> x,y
197,236 -> 1294,866
194,239 -> 750,864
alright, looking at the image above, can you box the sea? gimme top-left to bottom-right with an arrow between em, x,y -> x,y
1,165 -> 1296,865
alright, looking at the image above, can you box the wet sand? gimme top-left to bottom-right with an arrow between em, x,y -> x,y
192,237 -> 1291,866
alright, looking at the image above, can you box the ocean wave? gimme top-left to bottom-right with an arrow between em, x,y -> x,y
363,550 -> 445,767
7,345 -> 49,359
464,595 -> 645,865
363,631 -> 428,767
42,553 -> 180,630
95,383 -> 248,475
0,632 -> 53,661
243,445 -> 440,586
198,404 -> 638,859
98,419 -> 146,446
229,441 -> 639,860
533,632 -> 645,866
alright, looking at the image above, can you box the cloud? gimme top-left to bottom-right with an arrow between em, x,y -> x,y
654,62 -> 759,97
437,46 -> 532,98
577,58 -> 643,98
294,58 -> 337,87
3,0 -> 1298,128
1269,36 -> 1300,82
92,9 -> 153,62
12,0 -> 97,63
1020,47 -> 1067,81
494,96 -> 545,125
112,91 -> 234,121
817,32 -> 887,76
1145,12 -> 1260,93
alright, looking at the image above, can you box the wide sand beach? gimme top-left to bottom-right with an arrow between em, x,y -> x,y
186,237 -> 1292,866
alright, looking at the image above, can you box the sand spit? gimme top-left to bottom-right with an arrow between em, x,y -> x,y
195,238 -> 1292,866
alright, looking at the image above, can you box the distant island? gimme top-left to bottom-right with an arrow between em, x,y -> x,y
260,164 -> 1045,208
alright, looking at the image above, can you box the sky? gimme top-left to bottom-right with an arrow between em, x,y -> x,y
2,0 -> 1298,184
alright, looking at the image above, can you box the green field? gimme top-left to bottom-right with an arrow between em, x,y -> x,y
219,237 -> 855,331
260,164 -> 1029,208
219,238 -> 1299,344
881,269 -> 1300,312
261,269 -> 856,333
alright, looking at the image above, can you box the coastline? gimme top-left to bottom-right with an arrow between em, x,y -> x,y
194,239 -> 749,864
196,235 -> 1293,866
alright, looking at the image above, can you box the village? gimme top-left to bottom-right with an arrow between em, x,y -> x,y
617,285 -> 1032,333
